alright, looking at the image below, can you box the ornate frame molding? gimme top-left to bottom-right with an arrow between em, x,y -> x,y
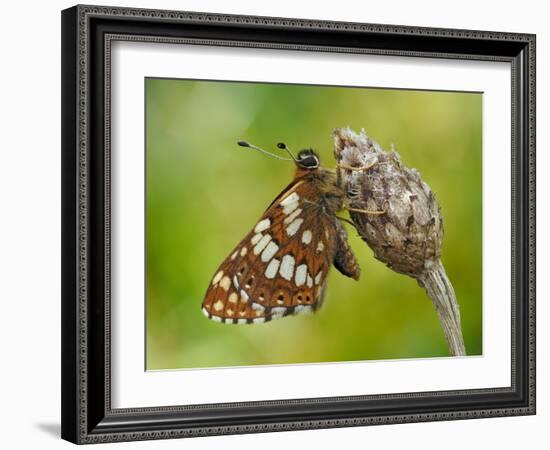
61,5 -> 535,444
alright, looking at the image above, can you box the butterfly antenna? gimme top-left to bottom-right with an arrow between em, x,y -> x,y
237,140 -> 293,161
276,142 -> 298,162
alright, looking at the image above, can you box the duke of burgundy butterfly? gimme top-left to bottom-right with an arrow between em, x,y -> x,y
201,140 -> 384,324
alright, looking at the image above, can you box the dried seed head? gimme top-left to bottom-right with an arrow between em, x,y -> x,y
333,127 -> 443,277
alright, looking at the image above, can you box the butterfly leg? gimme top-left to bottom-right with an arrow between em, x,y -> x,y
337,160 -> 378,172
304,194 -> 385,218
336,215 -> 358,228
347,206 -> 386,215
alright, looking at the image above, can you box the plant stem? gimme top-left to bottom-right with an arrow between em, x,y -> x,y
417,259 -> 466,356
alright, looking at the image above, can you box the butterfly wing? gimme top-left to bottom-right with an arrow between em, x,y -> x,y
202,178 -> 339,324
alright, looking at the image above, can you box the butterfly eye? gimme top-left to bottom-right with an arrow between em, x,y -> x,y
300,156 -> 318,168
296,149 -> 320,169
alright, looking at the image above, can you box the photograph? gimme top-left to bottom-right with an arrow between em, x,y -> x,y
145,78 -> 483,370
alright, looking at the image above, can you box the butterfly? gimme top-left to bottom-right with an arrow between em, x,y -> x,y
201,140 -> 384,324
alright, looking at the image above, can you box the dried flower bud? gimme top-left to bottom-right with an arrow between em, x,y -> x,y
333,127 -> 443,278
333,127 -> 465,356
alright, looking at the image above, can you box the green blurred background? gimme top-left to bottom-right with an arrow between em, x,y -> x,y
145,78 -> 482,370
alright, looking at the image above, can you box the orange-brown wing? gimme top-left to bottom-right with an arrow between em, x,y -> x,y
201,178 -> 338,324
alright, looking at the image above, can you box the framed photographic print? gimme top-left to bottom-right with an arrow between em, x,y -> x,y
61,4 -> 536,444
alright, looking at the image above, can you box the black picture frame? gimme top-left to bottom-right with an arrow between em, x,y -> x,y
61,4 -> 536,444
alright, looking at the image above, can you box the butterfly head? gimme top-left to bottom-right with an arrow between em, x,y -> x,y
238,140 -> 321,174
296,149 -> 320,170
275,142 -> 320,174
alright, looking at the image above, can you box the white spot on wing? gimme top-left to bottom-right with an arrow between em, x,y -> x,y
306,274 -> 313,288
201,307 -> 210,317
253,317 -> 266,324
233,275 -> 240,290
251,302 -> 265,312
261,241 -> 279,262
315,271 -> 323,285
286,218 -> 304,236
254,218 -> 271,233
265,258 -> 280,279
317,241 -> 325,252
270,307 -> 287,319
295,264 -> 308,286
253,234 -> 272,255
279,254 -> 295,280
251,233 -> 262,245
219,276 -> 231,291
283,208 -> 302,225
228,292 -> 238,304
280,192 -> 300,215
280,192 -> 299,207
240,247 -> 247,257
210,315 -> 223,323
212,270 -> 223,285
301,230 -> 312,245
283,202 -> 299,216
213,300 -> 224,312
231,251 -> 238,260
294,305 -> 313,315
